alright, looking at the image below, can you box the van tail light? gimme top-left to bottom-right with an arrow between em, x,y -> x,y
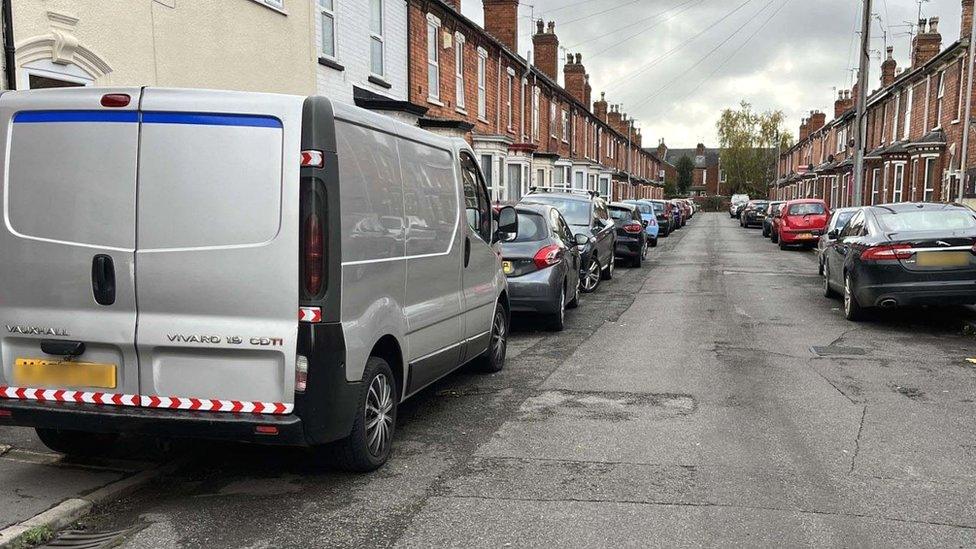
295,355 -> 308,393
861,244 -> 914,261
304,213 -> 324,295
623,223 -> 643,234
533,244 -> 563,270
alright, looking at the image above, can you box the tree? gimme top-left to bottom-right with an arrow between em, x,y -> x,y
675,155 -> 694,197
716,101 -> 794,197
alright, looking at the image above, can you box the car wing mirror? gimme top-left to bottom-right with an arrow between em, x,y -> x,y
827,229 -> 839,240
495,206 -> 518,243
575,233 -> 591,246
642,220 -> 649,228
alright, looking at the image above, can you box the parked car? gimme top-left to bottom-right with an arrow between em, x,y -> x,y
776,199 -> 829,250
0,87 -> 519,472
501,205 -> 582,331
649,199 -> 674,237
671,199 -> 687,227
817,207 -> 861,275
623,199 -> 661,246
822,202 -> 976,321
521,189 -> 617,293
740,200 -> 770,228
762,201 -> 784,237
730,194 -> 750,218
676,200 -> 692,224
609,202 -> 648,267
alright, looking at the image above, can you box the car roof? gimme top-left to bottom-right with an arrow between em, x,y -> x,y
609,202 -> 637,210
522,191 -> 592,203
867,202 -> 970,213
515,203 -> 553,215
786,199 -> 826,204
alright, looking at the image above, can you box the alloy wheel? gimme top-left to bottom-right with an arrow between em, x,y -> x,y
490,309 -> 507,365
365,373 -> 394,457
558,287 -> 565,323
844,276 -> 852,315
582,260 -> 600,291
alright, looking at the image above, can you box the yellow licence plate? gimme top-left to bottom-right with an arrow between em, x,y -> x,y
916,251 -> 971,267
13,358 -> 117,389
797,233 -> 815,240
502,261 -> 513,274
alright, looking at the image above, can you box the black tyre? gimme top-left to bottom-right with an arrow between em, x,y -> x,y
843,273 -> 865,321
601,256 -> 615,280
477,305 -> 509,372
323,356 -> 397,472
779,239 -> 788,251
650,237 -> 658,248
548,286 -> 566,332
580,258 -> 601,293
35,428 -> 118,457
771,231 -> 779,244
762,226 -> 769,237
566,279 -> 580,309
822,262 -> 837,298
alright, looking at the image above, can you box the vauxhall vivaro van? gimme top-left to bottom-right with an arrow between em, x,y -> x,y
0,87 -> 518,471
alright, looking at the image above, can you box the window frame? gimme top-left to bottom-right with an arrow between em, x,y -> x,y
369,0 -> 385,77
893,162 -> 905,202
476,48 -> 487,120
923,156 -> 936,202
426,15 -> 441,102
506,70 -> 514,131
935,70 -> 945,129
454,33 -> 465,111
319,0 -> 337,60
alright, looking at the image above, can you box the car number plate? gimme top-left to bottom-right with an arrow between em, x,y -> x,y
916,251 -> 971,267
13,358 -> 117,389
502,261 -> 514,274
797,233 -> 814,239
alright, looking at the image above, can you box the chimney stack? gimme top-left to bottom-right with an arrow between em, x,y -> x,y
808,110 -> 826,133
657,139 -> 668,159
881,46 -> 897,88
607,104 -> 623,132
799,118 -> 810,142
564,53 -> 588,106
911,17 -> 942,68
584,74 -> 592,112
834,89 -> 854,118
594,91 -> 608,121
696,143 -> 705,156
484,0 -> 520,53
963,0 -> 974,40
443,0 -> 461,11
533,20 -> 559,81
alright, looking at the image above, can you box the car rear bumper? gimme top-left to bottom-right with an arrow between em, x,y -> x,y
0,322 -> 360,447
780,230 -> 822,244
508,266 -> 564,314
644,226 -> 660,239
615,237 -> 643,258
856,279 -> 976,307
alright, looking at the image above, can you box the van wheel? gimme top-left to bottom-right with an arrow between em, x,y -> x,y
35,428 -> 118,457
477,306 -> 508,373
324,357 -> 397,472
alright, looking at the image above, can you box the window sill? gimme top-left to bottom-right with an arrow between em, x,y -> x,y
478,116 -> 489,124
952,119 -> 961,125
427,97 -> 444,107
246,0 -> 288,15
456,107 -> 468,115
318,57 -> 345,72
368,75 -> 392,89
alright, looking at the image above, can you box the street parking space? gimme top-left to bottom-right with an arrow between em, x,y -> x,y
3,212 -> 971,547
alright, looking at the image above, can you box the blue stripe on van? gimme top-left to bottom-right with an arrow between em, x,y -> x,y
13,110 -> 139,124
12,110 -> 282,129
142,112 -> 282,129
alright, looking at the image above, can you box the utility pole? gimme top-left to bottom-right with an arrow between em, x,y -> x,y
852,0 -> 873,207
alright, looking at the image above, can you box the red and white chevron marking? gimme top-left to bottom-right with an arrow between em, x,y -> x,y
299,306 -> 322,323
0,386 -> 293,415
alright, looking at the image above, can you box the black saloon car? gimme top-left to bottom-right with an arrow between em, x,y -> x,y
740,200 -> 770,228
609,202 -> 648,268
500,204 -> 583,331
520,189 -> 617,293
822,202 -> 976,321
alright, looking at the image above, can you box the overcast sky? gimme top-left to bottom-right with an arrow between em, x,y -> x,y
459,0 -> 963,148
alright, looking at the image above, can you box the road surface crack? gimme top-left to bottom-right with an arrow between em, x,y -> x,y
850,405 -> 867,474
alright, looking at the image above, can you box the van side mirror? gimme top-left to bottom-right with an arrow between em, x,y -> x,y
575,233 -> 590,246
495,206 -> 518,243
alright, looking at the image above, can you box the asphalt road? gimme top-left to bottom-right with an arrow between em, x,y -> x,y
9,212 -> 976,547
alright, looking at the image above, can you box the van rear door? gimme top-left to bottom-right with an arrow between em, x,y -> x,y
0,88 -> 142,398
134,89 -> 303,411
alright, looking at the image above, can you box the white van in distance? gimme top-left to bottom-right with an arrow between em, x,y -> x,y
0,87 -> 518,471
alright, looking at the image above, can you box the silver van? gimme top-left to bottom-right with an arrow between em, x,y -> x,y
0,87 -> 517,471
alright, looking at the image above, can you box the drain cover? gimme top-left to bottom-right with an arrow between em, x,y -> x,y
810,346 -> 868,357
41,529 -> 134,549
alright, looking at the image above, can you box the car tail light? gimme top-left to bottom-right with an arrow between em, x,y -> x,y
533,244 -> 563,270
0,409 -> 11,418
623,223 -> 643,234
295,355 -> 308,393
304,213 -> 324,295
861,244 -> 914,261
255,425 -> 279,436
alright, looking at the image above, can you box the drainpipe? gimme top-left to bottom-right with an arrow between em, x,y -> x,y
961,13 -> 976,200
2,0 -> 15,90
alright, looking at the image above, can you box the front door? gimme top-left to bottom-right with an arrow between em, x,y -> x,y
0,88 -> 143,399
459,152 -> 498,361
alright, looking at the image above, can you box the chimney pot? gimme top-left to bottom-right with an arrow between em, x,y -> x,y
929,16 -> 940,33
547,21 -> 555,33
536,19 -> 544,34
918,18 -> 927,32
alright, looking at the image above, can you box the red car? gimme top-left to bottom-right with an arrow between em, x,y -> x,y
775,199 -> 829,250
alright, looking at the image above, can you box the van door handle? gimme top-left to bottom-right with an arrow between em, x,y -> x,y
91,254 -> 116,306
464,236 -> 471,268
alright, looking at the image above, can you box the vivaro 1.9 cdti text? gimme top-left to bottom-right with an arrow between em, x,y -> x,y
0,87 -> 518,471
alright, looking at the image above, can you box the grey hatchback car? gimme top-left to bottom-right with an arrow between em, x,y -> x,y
501,205 -> 583,331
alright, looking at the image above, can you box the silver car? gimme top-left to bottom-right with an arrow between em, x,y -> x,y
0,87 -> 517,472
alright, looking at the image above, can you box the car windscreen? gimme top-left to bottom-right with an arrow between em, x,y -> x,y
650,202 -> 665,213
521,197 -> 590,225
788,203 -> 826,216
876,209 -> 976,232
609,207 -> 633,221
513,212 -> 549,242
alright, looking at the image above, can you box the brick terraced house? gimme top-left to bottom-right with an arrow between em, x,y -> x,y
407,0 -> 663,203
774,0 -> 976,209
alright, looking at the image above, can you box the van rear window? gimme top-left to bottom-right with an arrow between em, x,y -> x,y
7,116 -> 138,249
